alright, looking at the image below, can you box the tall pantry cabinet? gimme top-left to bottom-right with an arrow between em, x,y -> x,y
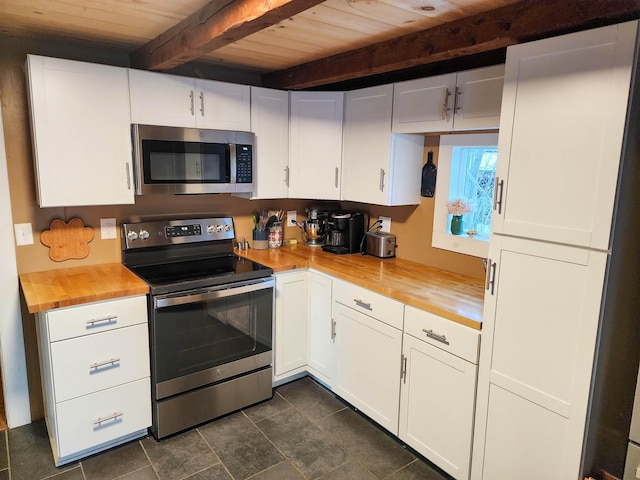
471,21 -> 639,480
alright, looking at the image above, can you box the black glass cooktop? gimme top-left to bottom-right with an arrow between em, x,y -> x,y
129,254 -> 272,295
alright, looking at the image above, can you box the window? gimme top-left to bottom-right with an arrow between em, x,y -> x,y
432,133 -> 499,258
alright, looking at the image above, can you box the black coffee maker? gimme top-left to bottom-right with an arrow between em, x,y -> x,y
322,211 -> 366,254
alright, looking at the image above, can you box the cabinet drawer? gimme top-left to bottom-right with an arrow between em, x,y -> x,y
50,323 -> 150,402
333,279 -> 404,329
56,377 -> 151,458
47,296 -> 147,342
404,306 -> 479,364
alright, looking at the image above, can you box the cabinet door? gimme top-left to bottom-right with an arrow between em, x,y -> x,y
196,79 -> 250,131
399,333 -> 477,480
471,235 -> 607,480
306,270 -> 334,385
392,73 -> 456,133
342,85 -> 393,204
453,64 -> 504,131
249,87 -> 289,199
274,272 -> 308,377
129,69 -> 195,128
289,91 -> 344,200
492,22 -> 636,249
26,55 -> 133,207
333,302 -> 402,434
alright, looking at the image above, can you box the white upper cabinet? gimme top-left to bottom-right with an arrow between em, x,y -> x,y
342,85 -> 424,206
491,22 -> 636,250
288,91 -> 344,200
129,69 -> 250,131
249,87 -> 289,199
392,65 -> 504,133
26,55 -> 134,207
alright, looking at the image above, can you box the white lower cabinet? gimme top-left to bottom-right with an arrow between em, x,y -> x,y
306,270 -> 335,386
36,295 -> 151,466
399,306 -> 480,480
274,271 -> 309,381
332,280 -> 403,434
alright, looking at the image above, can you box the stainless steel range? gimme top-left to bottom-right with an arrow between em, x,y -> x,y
122,217 -> 274,439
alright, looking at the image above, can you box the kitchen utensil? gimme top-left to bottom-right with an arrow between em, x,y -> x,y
40,217 -> 94,261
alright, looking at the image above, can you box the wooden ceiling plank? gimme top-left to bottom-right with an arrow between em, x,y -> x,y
130,0 -> 326,71
263,0 -> 640,89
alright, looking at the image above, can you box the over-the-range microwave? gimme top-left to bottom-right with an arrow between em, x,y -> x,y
132,124 -> 254,195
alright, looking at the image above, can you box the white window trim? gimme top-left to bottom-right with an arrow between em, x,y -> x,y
432,133 -> 499,258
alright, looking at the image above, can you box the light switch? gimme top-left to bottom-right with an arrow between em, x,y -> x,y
14,223 -> 34,246
100,218 -> 117,239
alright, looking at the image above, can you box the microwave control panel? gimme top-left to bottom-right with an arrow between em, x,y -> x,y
236,145 -> 253,184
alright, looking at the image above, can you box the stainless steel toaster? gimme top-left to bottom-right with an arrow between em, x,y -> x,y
365,231 -> 396,258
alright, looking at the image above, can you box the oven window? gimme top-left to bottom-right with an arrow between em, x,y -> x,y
152,286 -> 272,384
143,140 -> 230,183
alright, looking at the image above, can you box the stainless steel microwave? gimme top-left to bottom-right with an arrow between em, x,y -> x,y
132,124 -> 255,195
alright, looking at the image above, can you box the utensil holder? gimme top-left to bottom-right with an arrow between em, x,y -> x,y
252,230 -> 268,250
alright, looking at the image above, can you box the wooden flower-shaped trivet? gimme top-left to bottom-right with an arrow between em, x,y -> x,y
41,218 -> 94,262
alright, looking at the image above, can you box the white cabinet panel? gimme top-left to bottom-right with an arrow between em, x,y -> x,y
196,78 -> 250,131
342,84 -> 424,205
333,278 -> 404,330
274,271 -> 308,377
26,55 -> 133,206
288,91 -> 344,200
333,302 -> 402,434
399,333 -> 477,479
450,65 -> 504,131
307,270 -> 335,384
492,22 -> 636,249
249,87 -> 289,199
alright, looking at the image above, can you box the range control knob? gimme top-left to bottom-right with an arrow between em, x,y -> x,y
127,230 -> 138,241
224,224 -> 231,232
207,225 -> 215,234
138,230 -> 150,240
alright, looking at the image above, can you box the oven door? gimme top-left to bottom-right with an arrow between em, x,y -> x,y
150,277 -> 274,400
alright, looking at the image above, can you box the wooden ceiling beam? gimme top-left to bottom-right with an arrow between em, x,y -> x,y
131,0 -> 325,71
263,0 -> 640,89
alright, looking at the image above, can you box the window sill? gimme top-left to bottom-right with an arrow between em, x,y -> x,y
432,231 -> 489,258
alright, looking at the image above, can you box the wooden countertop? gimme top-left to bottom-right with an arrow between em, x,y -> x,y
20,263 -> 149,314
238,245 -> 484,330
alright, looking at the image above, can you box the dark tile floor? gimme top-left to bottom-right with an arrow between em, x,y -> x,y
5,377 -> 453,480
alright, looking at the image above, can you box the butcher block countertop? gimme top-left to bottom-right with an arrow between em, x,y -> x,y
238,245 -> 484,330
20,263 -> 149,314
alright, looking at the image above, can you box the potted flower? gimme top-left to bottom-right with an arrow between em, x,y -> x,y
447,199 -> 471,235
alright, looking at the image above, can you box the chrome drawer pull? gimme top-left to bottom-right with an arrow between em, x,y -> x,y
93,412 -> 123,426
423,329 -> 450,345
86,315 -> 117,327
90,358 -> 121,370
353,299 -> 372,311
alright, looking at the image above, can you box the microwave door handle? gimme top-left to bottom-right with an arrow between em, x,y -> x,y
154,278 -> 275,309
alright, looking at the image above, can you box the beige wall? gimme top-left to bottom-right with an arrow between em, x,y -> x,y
0,35 -> 485,421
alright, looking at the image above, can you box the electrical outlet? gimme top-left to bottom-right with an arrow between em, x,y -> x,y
14,223 -> 34,246
379,216 -> 391,233
100,218 -> 117,239
287,210 -> 297,226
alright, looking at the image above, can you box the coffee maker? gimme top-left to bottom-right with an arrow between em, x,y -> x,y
322,211 -> 366,254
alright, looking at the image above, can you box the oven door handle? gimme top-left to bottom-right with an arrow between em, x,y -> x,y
154,278 -> 274,309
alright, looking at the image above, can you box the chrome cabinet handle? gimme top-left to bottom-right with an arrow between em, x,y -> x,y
331,319 -> 336,341
353,299 -> 372,311
335,167 -> 339,188
86,315 -> 117,327
90,358 -> 120,370
455,86 -> 462,112
189,90 -> 194,116
379,169 -> 385,192
401,354 -> 407,384
441,88 -> 452,120
125,163 -> 131,190
284,166 -> 290,187
94,412 -> 123,426
486,260 -> 497,296
422,328 -> 450,345
199,91 -> 204,117
493,177 -> 504,214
